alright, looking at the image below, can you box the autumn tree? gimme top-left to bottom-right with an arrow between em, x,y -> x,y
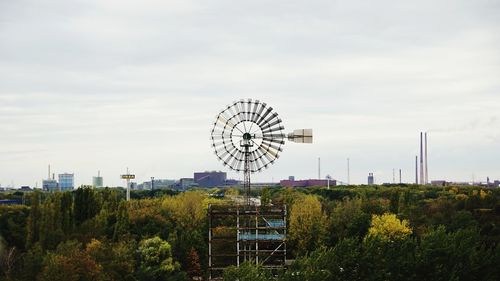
289,195 -> 328,254
186,247 -> 202,280
37,240 -> 102,281
366,213 -> 412,242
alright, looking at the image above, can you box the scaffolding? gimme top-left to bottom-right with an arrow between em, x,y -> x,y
208,204 -> 287,280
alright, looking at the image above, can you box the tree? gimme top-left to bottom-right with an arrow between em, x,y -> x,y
186,247 -> 202,280
74,187 -> 101,226
223,262 -> 273,281
260,188 -> 272,206
37,240 -> 102,281
137,236 -> 180,281
85,238 -> 136,281
366,213 -> 412,242
328,197 -> 370,244
289,195 -> 328,254
26,191 -> 42,248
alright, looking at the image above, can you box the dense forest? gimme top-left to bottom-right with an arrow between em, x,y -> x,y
1,184 -> 500,281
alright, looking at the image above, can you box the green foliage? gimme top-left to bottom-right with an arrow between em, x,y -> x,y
137,236 -> 180,281
1,184 -> 500,280
328,197 -> 370,244
223,262 -> 274,281
0,205 -> 29,250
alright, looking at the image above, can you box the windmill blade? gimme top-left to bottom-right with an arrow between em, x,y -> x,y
262,138 -> 285,145
258,112 -> 278,127
262,133 -> 285,139
256,106 -> 273,125
257,145 -> 277,163
250,100 -> 260,123
261,125 -> 285,135
253,102 -> 267,123
261,118 -> 282,130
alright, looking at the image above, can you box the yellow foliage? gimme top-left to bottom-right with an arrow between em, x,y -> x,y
455,194 -> 468,201
480,190 -> 488,199
128,198 -> 167,226
289,195 -> 327,253
449,187 -> 458,194
162,191 -> 210,230
366,213 -> 412,241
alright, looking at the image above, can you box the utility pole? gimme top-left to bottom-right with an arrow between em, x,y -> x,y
347,157 -> 350,185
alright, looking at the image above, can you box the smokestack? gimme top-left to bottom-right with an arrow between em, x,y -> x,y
420,132 -> 424,185
415,155 -> 418,184
425,132 -> 428,184
98,170 -> 100,177
318,157 -> 321,179
48,165 -> 51,180
399,169 -> 402,184
52,173 -> 55,180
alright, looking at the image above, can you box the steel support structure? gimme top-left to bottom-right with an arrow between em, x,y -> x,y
208,204 -> 287,280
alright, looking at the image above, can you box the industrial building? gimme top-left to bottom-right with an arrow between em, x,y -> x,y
368,173 -> 375,185
179,178 -> 197,190
42,179 -> 58,192
92,171 -> 103,188
194,171 -> 227,188
58,173 -> 74,191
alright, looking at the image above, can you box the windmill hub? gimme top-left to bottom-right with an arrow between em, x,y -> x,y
242,133 -> 252,141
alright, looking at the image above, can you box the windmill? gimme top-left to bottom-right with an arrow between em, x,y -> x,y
211,99 -> 312,204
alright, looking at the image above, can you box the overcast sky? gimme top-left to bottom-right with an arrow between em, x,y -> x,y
1,0 -> 499,187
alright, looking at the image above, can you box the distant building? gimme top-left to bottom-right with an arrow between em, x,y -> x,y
179,178 -> 197,190
20,186 -> 33,192
194,171 -> 227,188
431,180 -> 449,187
93,172 -> 103,188
42,179 -> 58,192
368,173 -> 374,185
139,179 -> 176,190
130,182 -> 138,190
58,173 -> 74,191
280,179 -> 337,188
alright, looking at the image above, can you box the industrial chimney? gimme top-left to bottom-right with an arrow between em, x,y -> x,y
425,132 -> 429,184
420,132 -> 424,185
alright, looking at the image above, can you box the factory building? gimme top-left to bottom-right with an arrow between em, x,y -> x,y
194,171 -> 227,188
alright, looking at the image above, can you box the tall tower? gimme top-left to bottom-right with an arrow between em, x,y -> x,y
415,155 -> 418,184
425,132 -> 429,184
347,158 -> 350,185
121,168 -> 135,201
318,157 -> 321,179
419,132 -> 424,185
